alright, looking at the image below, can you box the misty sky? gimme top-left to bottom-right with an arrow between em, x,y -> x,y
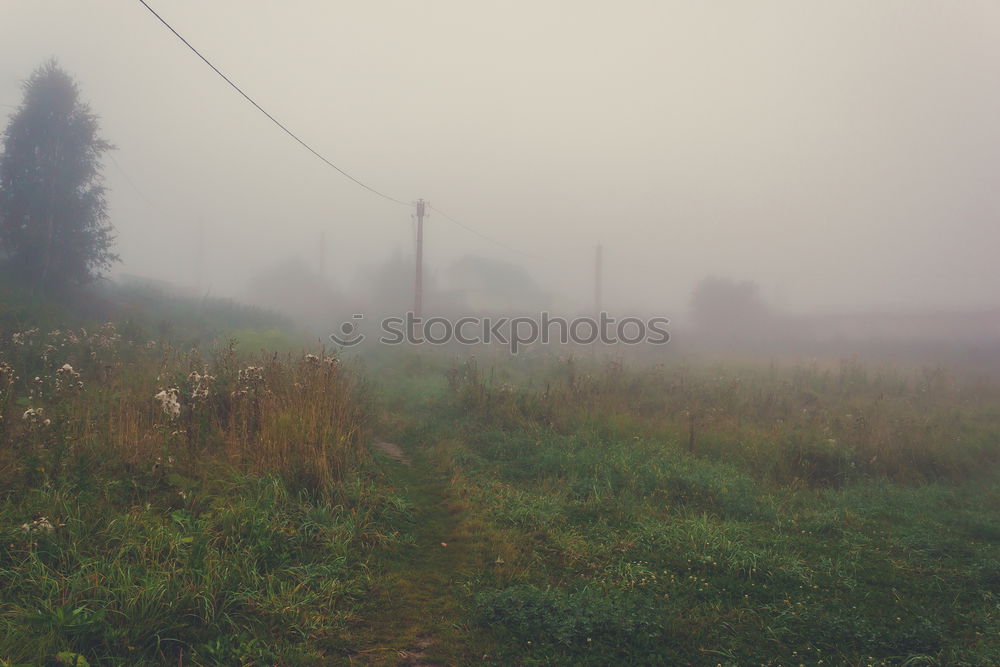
2,1 -> 998,315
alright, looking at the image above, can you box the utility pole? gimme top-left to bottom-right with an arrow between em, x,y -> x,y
319,230 -> 326,279
414,199 -> 426,319
594,243 -> 603,317
197,217 -> 205,293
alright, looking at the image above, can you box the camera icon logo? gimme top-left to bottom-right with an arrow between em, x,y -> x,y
329,314 -> 365,347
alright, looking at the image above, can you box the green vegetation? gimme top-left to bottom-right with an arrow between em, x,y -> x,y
376,355 -> 1000,665
2,293 -> 999,664
0,299 -> 406,664
0,277 -> 295,348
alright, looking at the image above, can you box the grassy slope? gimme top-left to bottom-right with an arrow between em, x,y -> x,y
0,277 -> 299,351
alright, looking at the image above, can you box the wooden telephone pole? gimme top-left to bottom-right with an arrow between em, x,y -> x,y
197,218 -> 205,293
414,199 -> 426,318
594,243 -> 603,317
318,230 -> 326,279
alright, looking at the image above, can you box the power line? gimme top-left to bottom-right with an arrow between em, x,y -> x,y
107,151 -> 160,210
428,204 -> 543,260
135,0 -> 410,207
135,1 -> 546,261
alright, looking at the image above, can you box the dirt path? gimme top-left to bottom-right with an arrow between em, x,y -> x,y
351,440 -> 485,665
372,440 -> 411,466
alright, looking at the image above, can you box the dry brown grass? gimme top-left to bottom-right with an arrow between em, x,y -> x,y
0,327 -> 369,496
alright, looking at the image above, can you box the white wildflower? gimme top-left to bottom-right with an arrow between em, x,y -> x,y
22,407 -> 49,427
20,516 -> 55,534
234,366 -> 265,396
12,328 -> 39,346
55,363 -> 82,391
154,387 -> 181,419
187,370 -> 215,402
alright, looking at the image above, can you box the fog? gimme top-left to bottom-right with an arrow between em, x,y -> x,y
3,1 -> 999,323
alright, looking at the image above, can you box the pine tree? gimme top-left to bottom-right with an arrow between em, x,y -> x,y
0,60 -> 118,291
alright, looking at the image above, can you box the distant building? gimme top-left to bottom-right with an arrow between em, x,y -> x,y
444,256 -> 549,315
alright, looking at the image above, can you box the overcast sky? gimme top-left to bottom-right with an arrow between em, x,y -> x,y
3,1 -> 998,315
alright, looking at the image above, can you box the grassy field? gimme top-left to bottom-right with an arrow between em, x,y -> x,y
1,299 -> 999,664
0,311 -> 411,664
367,353 -> 1000,666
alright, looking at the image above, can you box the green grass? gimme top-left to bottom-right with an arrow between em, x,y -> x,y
0,291 -> 404,664
3,289 -> 1000,665
349,444 -> 491,665
388,354 -> 1000,665
0,470 -> 412,664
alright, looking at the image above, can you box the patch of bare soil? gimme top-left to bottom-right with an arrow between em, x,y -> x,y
372,439 -> 411,465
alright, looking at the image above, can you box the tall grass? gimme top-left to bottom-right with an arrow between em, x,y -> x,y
447,355 -> 1000,486
0,326 -> 369,497
0,323 -> 401,663
427,353 -> 1000,664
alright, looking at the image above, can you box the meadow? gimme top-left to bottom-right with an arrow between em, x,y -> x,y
397,354 -> 1000,665
0,292 -> 409,664
1,292 -> 999,665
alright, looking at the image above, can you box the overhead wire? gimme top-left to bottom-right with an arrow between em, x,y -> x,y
136,0 -> 549,261
428,204 -> 544,261
106,151 -> 160,210
135,0 -> 411,207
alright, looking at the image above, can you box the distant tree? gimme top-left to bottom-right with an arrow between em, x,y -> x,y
0,60 -> 118,291
690,276 -> 769,332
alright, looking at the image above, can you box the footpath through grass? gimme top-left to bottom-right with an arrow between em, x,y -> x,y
350,442 -> 490,665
